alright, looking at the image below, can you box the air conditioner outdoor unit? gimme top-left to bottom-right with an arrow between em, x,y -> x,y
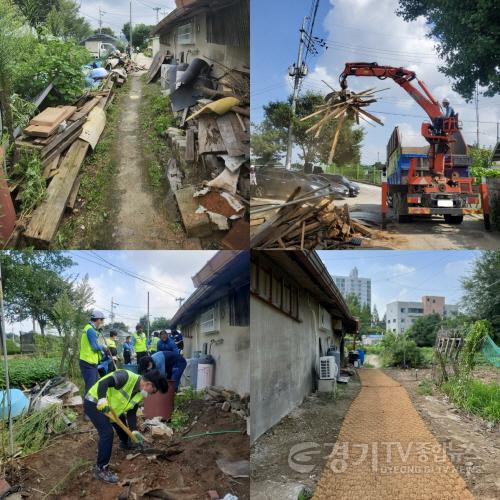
319,356 -> 338,380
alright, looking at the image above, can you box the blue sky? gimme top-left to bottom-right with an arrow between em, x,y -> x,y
79,0 -> 175,36
8,250 -> 216,334
252,0 -> 500,164
317,250 -> 481,318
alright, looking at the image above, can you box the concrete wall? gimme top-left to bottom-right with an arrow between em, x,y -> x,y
250,271 -> 341,443
182,295 -> 250,396
152,36 -> 161,57
158,11 -> 248,77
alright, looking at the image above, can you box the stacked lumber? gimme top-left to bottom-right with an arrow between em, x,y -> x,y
301,86 -> 384,163
251,189 -> 373,250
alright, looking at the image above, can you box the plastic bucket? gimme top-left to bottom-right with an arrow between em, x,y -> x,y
143,380 -> 176,420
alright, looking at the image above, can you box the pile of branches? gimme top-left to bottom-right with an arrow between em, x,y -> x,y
301,86 -> 384,163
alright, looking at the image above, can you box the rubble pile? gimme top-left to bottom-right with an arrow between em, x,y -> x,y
205,386 -> 250,421
251,189 -> 374,249
149,55 -> 250,248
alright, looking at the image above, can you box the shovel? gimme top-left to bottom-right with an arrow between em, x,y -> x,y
106,407 -> 144,446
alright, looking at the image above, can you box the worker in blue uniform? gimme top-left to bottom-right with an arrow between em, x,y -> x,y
79,310 -> 108,393
138,351 -> 187,391
157,330 -> 179,354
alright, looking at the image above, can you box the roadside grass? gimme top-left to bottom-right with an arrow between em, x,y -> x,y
417,379 -> 435,396
138,76 -> 175,191
55,82 -> 127,248
442,377 -> 500,422
170,386 -> 203,431
362,362 -> 374,368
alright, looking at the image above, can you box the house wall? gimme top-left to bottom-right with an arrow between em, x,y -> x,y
152,36 -> 161,57
158,6 -> 249,77
181,295 -> 250,396
250,257 -> 343,443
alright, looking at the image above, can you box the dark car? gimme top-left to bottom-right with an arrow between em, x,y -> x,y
253,166 -> 333,199
308,174 -> 349,198
317,173 -> 360,197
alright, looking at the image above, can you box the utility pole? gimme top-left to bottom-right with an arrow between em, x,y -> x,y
285,17 -> 308,170
475,81 -> 480,147
153,7 -> 161,23
129,1 -> 133,57
98,7 -> 105,35
175,297 -> 185,308
110,297 -> 119,324
497,122 -> 499,144
0,262 -> 14,457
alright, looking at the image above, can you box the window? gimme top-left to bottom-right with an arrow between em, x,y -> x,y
272,276 -> 282,308
177,22 -> 193,44
401,319 -> 405,323
251,257 -> 300,321
259,268 -> 271,301
229,286 -> 250,326
319,305 -> 331,331
401,308 -> 406,313
200,305 -> 219,334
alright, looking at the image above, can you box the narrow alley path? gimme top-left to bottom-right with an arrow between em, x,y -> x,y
314,369 -> 473,500
107,57 -> 189,249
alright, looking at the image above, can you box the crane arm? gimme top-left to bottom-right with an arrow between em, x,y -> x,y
339,62 -> 442,121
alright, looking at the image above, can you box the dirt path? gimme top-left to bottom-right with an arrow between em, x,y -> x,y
314,369 -> 473,500
106,69 -> 187,249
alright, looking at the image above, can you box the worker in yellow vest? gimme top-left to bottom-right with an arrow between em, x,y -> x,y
79,310 -> 108,393
149,331 -> 160,353
84,369 -> 168,483
105,331 -> 119,372
132,324 -> 148,364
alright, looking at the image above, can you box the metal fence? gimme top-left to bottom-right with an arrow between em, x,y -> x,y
325,165 -> 382,185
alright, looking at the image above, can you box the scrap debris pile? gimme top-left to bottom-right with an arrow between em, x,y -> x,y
148,53 -> 250,248
205,385 -> 250,422
251,188 -> 374,250
301,87 -> 384,163
10,54 -> 137,247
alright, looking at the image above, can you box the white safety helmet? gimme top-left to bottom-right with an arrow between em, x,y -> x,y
90,310 -> 106,320
442,98 -> 450,105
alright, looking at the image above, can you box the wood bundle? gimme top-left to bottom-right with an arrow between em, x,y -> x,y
251,188 -> 373,250
301,86 -> 385,163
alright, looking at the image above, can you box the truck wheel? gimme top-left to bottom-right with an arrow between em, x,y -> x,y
444,214 -> 463,224
398,214 -> 413,223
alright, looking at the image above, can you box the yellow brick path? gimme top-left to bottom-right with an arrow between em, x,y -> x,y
314,369 -> 473,500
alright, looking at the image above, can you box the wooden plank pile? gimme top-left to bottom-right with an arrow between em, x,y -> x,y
251,188 -> 373,250
9,74 -> 120,247
301,86 -> 384,163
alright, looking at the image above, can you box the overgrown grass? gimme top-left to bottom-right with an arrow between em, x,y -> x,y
55,84 -> 127,248
12,151 -> 46,217
417,379 -> 435,396
139,77 -> 175,191
0,357 -> 59,388
442,377 -> 500,422
170,386 -> 204,430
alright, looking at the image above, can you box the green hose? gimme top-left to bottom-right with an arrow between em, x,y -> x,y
181,429 -> 243,440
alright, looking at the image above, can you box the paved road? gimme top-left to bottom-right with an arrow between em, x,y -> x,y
344,182 -> 500,249
314,369 -> 473,500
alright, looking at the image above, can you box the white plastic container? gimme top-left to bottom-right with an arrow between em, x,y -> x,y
197,363 -> 214,390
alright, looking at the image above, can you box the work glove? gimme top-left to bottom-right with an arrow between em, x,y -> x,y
131,430 -> 145,447
97,398 -> 110,413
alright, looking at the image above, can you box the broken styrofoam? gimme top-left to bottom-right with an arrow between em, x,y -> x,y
32,395 -> 63,411
207,168 -> 240,194
65,395 -> 83,406
218,155 -> 247,173
142,417 -> 174,438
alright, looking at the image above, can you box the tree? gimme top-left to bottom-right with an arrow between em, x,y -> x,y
251,122 -> 283,165
345,294 -> 372,336
122,22 -> 153,50
46,0 -> 92,41
406,312 -> 442,347
13,0 -> 59,33
0,251 -> 75,335
397,0 -> 500,99
94,27 -> 115,37
380,332 -> 424,368
52,277 -> 93,376
151,317 -> 170,331
103,321 -> 129,334
461,251 -> 500,342
254,91 -> 364,167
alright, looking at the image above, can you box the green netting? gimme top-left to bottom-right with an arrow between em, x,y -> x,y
481,335 -> 500,367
